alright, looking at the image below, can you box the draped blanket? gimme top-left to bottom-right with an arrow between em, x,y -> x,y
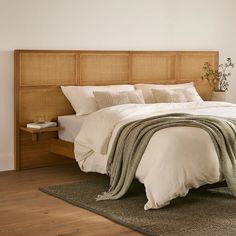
97,113 -> 236,201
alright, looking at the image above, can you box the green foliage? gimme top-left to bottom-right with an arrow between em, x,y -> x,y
202,58 -> 234,91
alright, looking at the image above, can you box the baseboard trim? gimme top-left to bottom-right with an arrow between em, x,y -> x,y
0,154 -> 14,171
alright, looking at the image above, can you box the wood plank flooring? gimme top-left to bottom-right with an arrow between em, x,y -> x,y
0,164 -> 143,236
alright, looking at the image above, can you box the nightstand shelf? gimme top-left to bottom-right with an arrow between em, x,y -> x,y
20,127 -> 62,141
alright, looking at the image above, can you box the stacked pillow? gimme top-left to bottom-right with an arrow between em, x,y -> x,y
134,82 -> 203,103
61,82 -> 203,115
61,85 -> 137,115
93,90 -> 144,109
151,86 -> 203,103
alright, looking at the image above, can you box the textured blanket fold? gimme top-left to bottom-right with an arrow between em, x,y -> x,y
96,113 -> 236,201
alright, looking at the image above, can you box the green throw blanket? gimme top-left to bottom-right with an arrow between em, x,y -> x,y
96,113 -> 236,201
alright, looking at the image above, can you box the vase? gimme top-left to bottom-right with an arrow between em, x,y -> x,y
211,91 -> 226,101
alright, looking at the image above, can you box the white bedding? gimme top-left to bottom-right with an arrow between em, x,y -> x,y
74,101 -> 236,210
58,115 -> 87,142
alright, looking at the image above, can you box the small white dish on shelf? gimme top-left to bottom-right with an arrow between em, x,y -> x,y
26,121 -> 57,129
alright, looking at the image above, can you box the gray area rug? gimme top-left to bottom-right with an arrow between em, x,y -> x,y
39,177 -> 236,236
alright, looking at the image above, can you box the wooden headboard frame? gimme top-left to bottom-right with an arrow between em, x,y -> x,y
14,50 -> 218,170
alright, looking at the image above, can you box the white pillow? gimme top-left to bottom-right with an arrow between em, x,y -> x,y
152,88 -> 187,103
61,85 -> 135,115
134,82 -> 201,103
93,90 -> 145,109
181,86 -> 203,102
152,87 -> 203,103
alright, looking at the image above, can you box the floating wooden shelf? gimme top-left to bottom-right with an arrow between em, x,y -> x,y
20,126 -> 61,133
20,127 -> 62,141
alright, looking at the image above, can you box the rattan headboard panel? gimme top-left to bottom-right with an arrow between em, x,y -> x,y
131,52 -> 176,84
19,88 -> 74,124
20,53 -> 77,86
80,53 -> 129,85
178,52 -> 218,81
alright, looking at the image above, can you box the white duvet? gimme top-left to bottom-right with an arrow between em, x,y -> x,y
74,102 -> 236,210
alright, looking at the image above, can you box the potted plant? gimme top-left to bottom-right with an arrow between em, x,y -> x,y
202,58 -> 234,101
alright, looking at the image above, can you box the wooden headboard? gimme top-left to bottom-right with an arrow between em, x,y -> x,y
14,50 -> 218,170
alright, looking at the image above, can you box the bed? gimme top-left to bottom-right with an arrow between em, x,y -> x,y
54,84 -> 236,210
15,50 -> 236,209
73,101 -> 236,209
53,99 -> 236,209
15,50 -> 218,170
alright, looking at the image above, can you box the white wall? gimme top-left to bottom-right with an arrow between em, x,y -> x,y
0,0 -> 236,171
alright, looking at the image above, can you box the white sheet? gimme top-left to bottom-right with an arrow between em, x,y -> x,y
74,102 -> 236,210
58,115 -> 87,142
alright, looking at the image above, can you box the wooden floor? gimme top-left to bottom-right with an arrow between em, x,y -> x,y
0,164 -> 143,236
